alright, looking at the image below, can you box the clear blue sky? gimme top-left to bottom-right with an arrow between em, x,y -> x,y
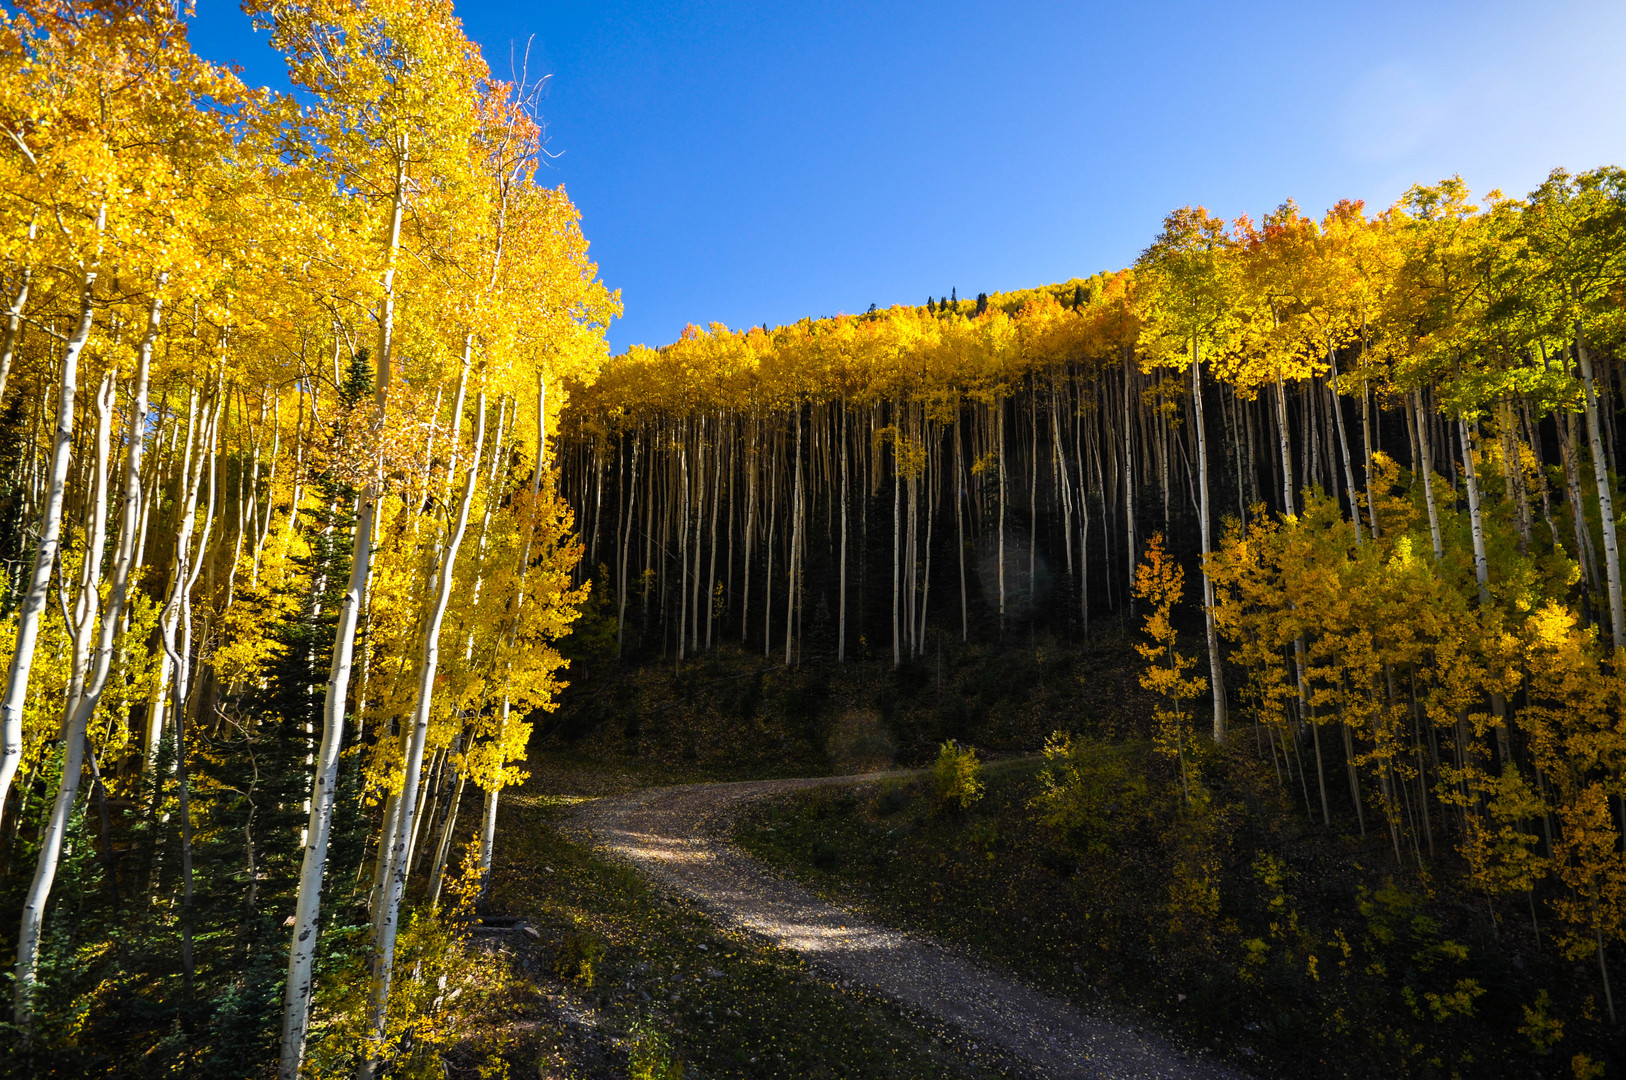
189,0 -> 1626,354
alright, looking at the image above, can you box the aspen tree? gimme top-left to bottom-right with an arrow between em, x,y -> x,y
0,21 -> 106,811
362,398 -> 486,1074
1137,206 -> 1234,740
1522,168 -> 1626,647
11,370 -> 113,1031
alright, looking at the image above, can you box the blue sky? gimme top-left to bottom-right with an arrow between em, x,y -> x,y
189,1 -> 1626,354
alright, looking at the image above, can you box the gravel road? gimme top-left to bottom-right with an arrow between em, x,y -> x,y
567,774 -> 1247,1080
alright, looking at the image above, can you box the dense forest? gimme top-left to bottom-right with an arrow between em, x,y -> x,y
0,0 -> 615,1076
554,172 -> 1626,1049
4,0 -> 1626,1078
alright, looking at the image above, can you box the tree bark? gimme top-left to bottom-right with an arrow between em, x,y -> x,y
1190,348 -> 1226,741
1413,390 -> 1444,561
361,397 -> 485,1077
1578,333 -> 1624,648
12,367 -> 117,1032
0,261 -> 97,815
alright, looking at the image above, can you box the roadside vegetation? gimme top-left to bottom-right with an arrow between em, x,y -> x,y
736,744 -> 1616,1080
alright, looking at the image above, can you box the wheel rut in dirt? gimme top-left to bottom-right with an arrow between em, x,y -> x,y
568,774 -> 1246,1080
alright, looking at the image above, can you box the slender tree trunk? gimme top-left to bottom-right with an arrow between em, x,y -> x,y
956,415 -> 968,640
281,278 -> 397,1079
917,424 -> 935,653
741,420 -> 756,644
0,254 -> 33,410
1460,418 -> 1491,606
1578,333 -> 1625,649
892,422 -> 902,668
839,407 -> 849,661
1275,373 -> 1295,516
1123,353 -> 1138,612
998,401 -> 1007,627
706,417 -> 722,650
427,753 -> 468,908
1325,345 -> 1363,543
1191,348 -> 1226,741
0,261 -> 97,815
1413,390 -> 1444,561
361,399 -> 485,1078
786,410 -> 802,666
12,368 -> 117,1032
616,443 -> 638,657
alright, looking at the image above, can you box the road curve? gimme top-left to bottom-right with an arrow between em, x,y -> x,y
567,774 -> 1246,1080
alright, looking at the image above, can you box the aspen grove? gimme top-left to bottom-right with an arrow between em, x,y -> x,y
6,0 -> 1626,1075
556,173 -> 1626,1026
0,0 -> 615,1074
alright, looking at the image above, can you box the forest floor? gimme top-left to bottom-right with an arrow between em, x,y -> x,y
565,772 -> 1244,1080
468,752 -> 1021,1080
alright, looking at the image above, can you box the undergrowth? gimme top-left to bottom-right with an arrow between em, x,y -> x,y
735,743 -> 1622,1079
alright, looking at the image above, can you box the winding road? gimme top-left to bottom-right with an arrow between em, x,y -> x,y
568,775 -> 1246,1080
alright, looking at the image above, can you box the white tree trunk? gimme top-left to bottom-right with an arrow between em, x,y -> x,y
0,264 -> 96,814
838,409 -> 848,661
12,365 -> 119,1031
1460,418 -> 1491,606
1122,351 -> 1137,612
0,255 -> 32,409
279,358 -> 395,1079
1325,345 -> 1364,543
997,403 -> 1007,625
1578,336 -> 1625,649
785,411 -> 802,666
361,397 -> 485,1077
1191,350 -> 1227,741
1413,389 -> 1443,560
1275,372 -> 1295,517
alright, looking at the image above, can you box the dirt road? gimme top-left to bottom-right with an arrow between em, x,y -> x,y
568,775 -> 1245,1080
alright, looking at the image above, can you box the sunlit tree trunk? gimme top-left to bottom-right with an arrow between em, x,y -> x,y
1578,333 -> 1624,648
13,368 -> 117,1032
916,422 -> 935,654
0,243 -> 33,409
0,253 -> 98,815
363,398 -> 485,1074
160,385 -> 223,991
282,227 -> 399,1076
1325,344 -> 1363,544
1460,417 -> 1491,606
1413,389 -> 1443,561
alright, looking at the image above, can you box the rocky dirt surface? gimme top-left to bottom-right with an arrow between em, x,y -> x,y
569,775 -> 1248,1080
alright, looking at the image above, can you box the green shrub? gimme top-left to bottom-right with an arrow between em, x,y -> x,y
1030,731 -> 1150,857
931,739 -> 984,811
555,929 -> 607,987
627,1021 -> 684,1080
